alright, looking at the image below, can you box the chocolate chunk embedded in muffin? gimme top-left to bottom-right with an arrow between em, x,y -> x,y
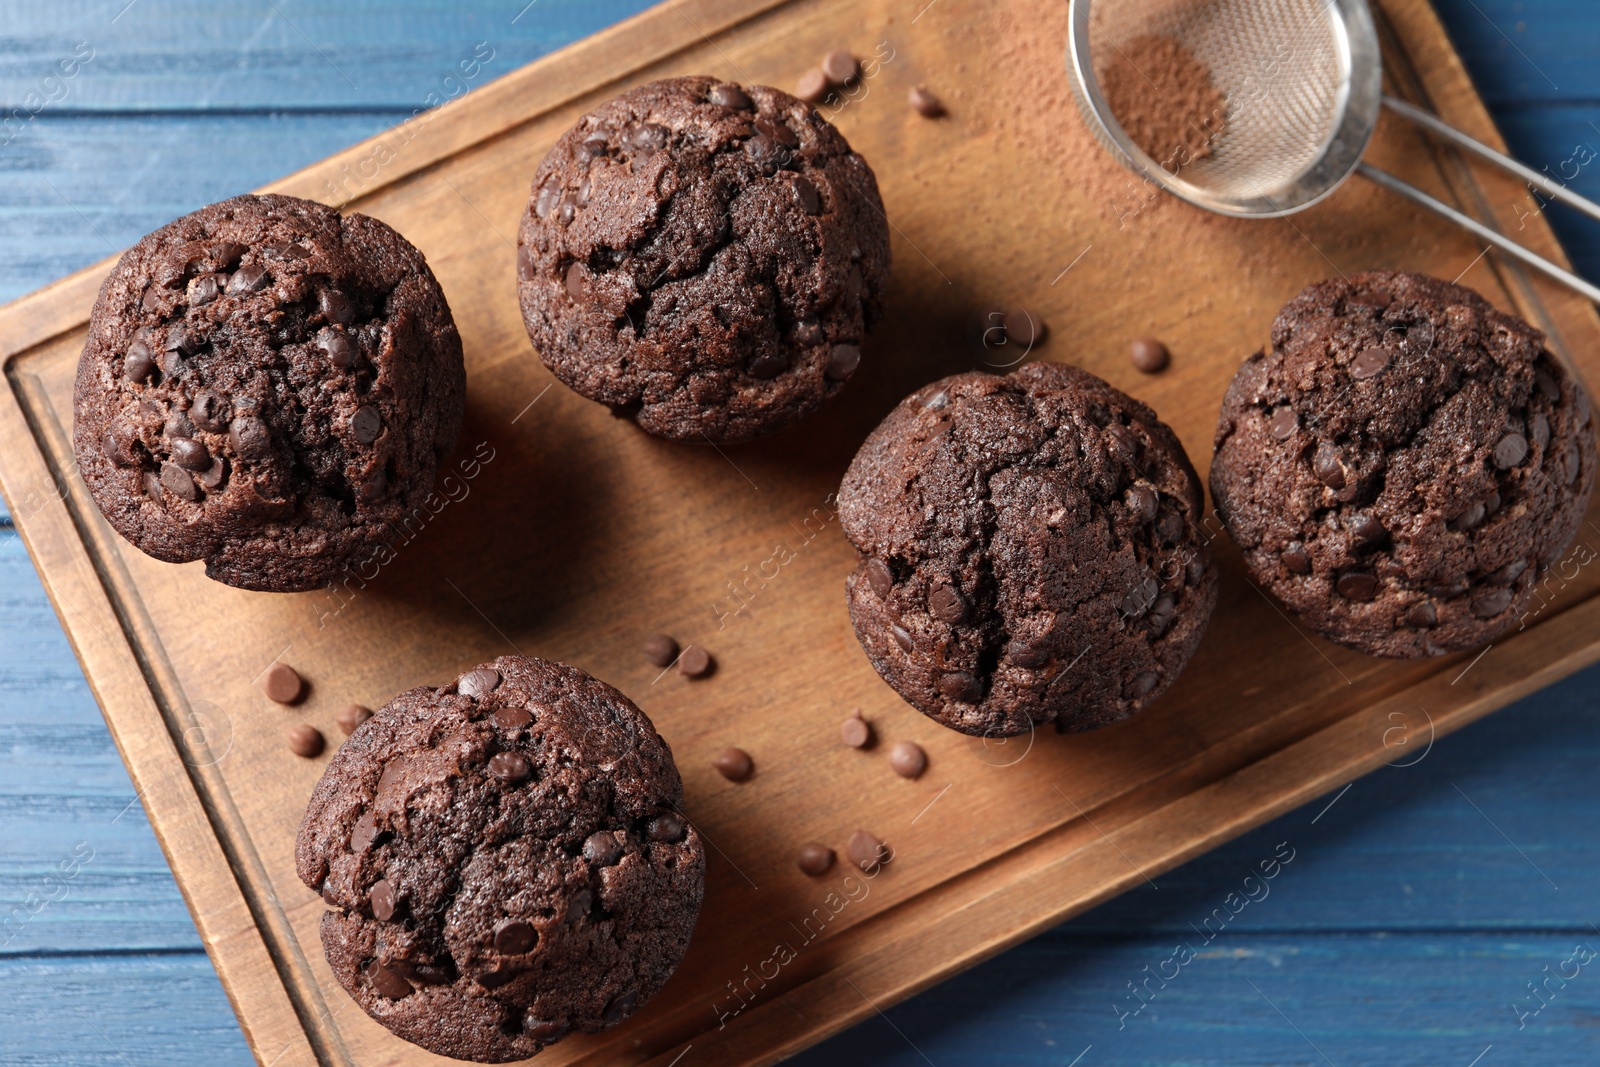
73,193 -> 465,592
839,362 -> 1219,737
516,76 -> 891,442
295,656 -> 704,1062
1211,270 -> 1596,658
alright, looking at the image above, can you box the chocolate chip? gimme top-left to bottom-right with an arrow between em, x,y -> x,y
583,831 -> 623,866
826,343 -> 861,381
159,461 -> 197,501
226,264 -> 269,295
938,671 -> 982,704
1492,432 -> 1528,469
319,289 -> 355,324
369,879 -> 396,920
350,406 -> 382,444
642,634 -> 679,668
164,323 -> 199,356
1351,346 -> 1392,380
797,843 -> 836,876
749,352 -> 787,379
494,706 -> 533,729
623,121 -> 668,155
1156,511 -> 1185,543
1268,407 -> 1299,440
1336,571 -> 1378,601
170,437 -> 210,471
1008,638 -> 1050,668
489,751 -> 531,784
603,989 -> 638,1024
1535,370 -> 1561,401
1472,587 -> 1513,617
928,583 -> 967,623
124,340 -> 156,383
187,273 -> 222,306
888,741 -> 926,779
228,416 -> 271,461
1531,411 -> 1550,451
1450,501 -> 1487,531
458,668 -> 501,699
104,429 -> 138,468
1313,444 -> 1347,489
1282,542 -> 1311,574
1404,601 -> 1438,628
1349,513 -> 1387,545
1126,484 -> 1159,523
477,965 -> 521,989
794,319 -> 823,345
821,49 -> 859,85
712,747 -> 754,782
287,723 -> 324,758
189,390 -> 230,432
350,813 -> 378,852
214,242 -> 247,269
336,704 -> 372,735
709,83 -> 753,109
198,455 -> 228,491
1124,336 -> 1170,374
494,919 -> 537,955
792,175 -> 822,215
678,645 -> 713,677
1120,575 -> 1160,618
262,662 -> 303,704
846,829 -> 885,871
890,624 -> 915,652
524,1018 -> 569,1042
535,180 -> 561,218
318,328 -> 359,370
649,813 -> 686,842
1125,670 -> 1160,699
564,262 -> 587,301
142,471 -> 163,500
864,558 -> 893,598
285,242 -> 312,259
755,117 -> 799,148
366,961 -> 412,1000
1489,558 -> 1528,585
840,713 -> 872,748
164,408 -> 197,439
795,68 -> 830,103
908,86 -> 944,117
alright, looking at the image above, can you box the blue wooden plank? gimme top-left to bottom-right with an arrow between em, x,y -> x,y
1434,0 -> 1600,104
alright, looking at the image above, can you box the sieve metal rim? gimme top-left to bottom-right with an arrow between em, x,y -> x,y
1065,0 -> 1386,218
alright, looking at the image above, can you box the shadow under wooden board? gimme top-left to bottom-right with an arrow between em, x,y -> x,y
1,0 -> 1598,1063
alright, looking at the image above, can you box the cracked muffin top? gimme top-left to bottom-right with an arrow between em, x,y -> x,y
1211,269 -> 1596,658
838,362 -> 1219,737
516,75 -> 891,443
72,193 -> 465,592
295,655 -> 705,1062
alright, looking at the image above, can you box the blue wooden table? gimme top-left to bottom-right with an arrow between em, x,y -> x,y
2,2 -> 1598,1063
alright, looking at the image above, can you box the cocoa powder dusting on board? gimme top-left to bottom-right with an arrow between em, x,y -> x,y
1098,35 -> 1227,170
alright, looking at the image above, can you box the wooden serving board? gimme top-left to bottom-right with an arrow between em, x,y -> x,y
2,1 -> 1598,1064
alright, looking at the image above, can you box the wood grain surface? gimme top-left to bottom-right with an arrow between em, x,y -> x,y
1,1 -> 1598,1066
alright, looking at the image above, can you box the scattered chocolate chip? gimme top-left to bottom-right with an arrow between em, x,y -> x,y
262,662 -> 303,704
825,343 -> 862,381
797,843 -> 836,876
1126,484 -> 1159,523
603,989 -> 639,1024
1404,601 -> 1438,628
494,705 -> 533,729
228,415 -> 271,461
336,704 -> 372,735
476,965 -> 521,989
583,831 -> 623,866
198,456 -> 228,490
846,829 -> 885,870
795,68 -> 831,104
649,813 -> 686,843
1156,511 -> 1185,543
755,116 -> 800,148
709,83 -> 753,110
494,919 -> 537,955
565,888 -> 593,923
349,812 -> 378,852
287,723 -> 325,758
908,86 -> 944,117
489,751 -> 531,784
159,461 -> 197,501
103,429 -> 138,468
214,242 -> 247,268
459,668 -> 501,699
124,340 -> 156,383
350,406 -> 382,444
141,471 -> 163,500
187,273 -> 222,306
888,740 -> 927,779
164,323 -> 198,356
1125,670 -> 1160,699
1531,411 -> 1550,451
928,583 -> 967,623
1008,638 -> 1050,668
678,645 -> 713,677
635,634 -> 678,671
1471,587 -> 1513,617
840,712 -> 872,748
318,328 -> 359,370
226,264 -> 269,295
821,49 -> 859,85
366,961 -> 412,1000
1492,432 -> 1528,469
189,390 -> 230,433
744,134 -> 786,173
938,671 -> 983,704
1349,513 -> 1387,545
1351,346 -> 1392,380
319,289 -> 356,324
792,175 -> 822,215
1268,407 -> 1299,440
1313,444 -> 1347,489
369,878 -> 396,920
1129,337 -> 1169,373
623,121 -> 669,155
1490,558 -> 1529,585
890,624 -> 915,652
1281,542 -> 1311,574
1451,501 -> 1487,531
864,558 -> 893,598
170,437 -> 211,471
749,352 -> 788,379
524,1018 -> 569,1042
712,747 -> 754,782
564,261 -> 587,301
1335,571 -> 1378,601
165,408 -> 197,439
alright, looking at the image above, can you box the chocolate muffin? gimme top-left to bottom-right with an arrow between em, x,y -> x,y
516,75 -> 891,442
295,656 -> 704,1062
73,193 -> 465,592
1211,270 -> 1596,658
839,362 -> 1219,737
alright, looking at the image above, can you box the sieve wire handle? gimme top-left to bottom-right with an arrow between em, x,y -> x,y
1382,95 -> 1600,226
1356,162 -> 1600,305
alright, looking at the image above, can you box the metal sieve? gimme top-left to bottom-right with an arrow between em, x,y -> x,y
1067,0 -> 1600,304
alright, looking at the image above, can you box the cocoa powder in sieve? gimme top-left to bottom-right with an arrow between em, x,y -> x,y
1098,35 -> 1227,171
